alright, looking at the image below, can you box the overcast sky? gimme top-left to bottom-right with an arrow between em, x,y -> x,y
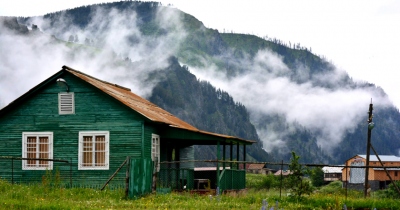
1,0 -> 399,109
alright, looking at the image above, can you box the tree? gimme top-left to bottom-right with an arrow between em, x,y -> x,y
287,151 -> 313,198
310,167 -> 325,187
68,35 -> 74,42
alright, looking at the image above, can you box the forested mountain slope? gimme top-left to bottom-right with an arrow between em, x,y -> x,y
2,1 -> 399,164
148,57 -> 271,161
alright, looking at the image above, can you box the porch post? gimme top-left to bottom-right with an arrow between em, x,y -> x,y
223,141 -> 226,169
243,145 -> 246,170
230,142 -> 233,169
236,143 -> 239,169
217,140 -> 221,189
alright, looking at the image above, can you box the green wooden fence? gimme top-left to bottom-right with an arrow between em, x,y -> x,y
219,169 -> 246,192
128,158 -> 154,198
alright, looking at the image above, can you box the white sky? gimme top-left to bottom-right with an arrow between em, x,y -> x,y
1,0 -> 399,109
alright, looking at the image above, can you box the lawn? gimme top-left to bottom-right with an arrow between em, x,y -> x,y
1,174 -> 399,209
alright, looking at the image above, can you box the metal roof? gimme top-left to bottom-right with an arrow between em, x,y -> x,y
65,66 -> 197,131
247,163 -> 266,170
64,66 -> 255,144
194,167 -> 231,171
357,155 -> 400,162
322,166 -> 343,173
274,170 -> 292,176
373,168 -> 400,171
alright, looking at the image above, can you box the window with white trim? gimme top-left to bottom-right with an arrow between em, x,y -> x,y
152,134 -> 160,172
22,132 -> 53,170
78,131 -> 109,170
58,92 -> 75,115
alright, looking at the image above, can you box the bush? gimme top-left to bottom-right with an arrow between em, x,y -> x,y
318,181 -> 344,195
375,181 -> 400,199
260,175 -> 281,189
246,174 -> 281,190
310,167 -> 325,187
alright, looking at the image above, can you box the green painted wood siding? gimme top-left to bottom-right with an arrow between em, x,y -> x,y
0,72 -> 153,188
143,124 -> 156,159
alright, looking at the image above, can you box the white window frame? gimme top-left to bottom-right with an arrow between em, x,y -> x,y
58,92 -> 75,115
152,134 -> 160,172
22,132 -> 53,170
78,131 -> 109,170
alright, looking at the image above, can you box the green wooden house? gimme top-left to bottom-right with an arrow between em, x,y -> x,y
0,66 -> 254,194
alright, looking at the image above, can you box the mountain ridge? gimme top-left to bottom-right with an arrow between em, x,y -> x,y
2,1 -> 399,164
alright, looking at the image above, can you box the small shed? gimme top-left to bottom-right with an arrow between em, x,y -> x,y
322,166 -> 343,182
246,163 -> 269,175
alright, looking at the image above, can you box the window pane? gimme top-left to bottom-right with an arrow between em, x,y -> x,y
83,136 -> 93,166
39,137 -> 49,167
27,137 -> 36,166
95,135 -> 105,166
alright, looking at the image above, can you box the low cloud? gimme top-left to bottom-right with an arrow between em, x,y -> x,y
0,5 -> 186,108
0,5 -> 393,156
188,48 -> 392,153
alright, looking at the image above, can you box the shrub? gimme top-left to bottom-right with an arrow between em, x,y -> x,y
318,181 -> 344,195
246,174 -> 281,190
310,167 -> 325,187
260,174 -> 281,189
375,181 -> 400,199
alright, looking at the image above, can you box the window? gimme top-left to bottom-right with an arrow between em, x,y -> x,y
152,134 -> 160,171
78,131 -> 109,170
22,132 -> 53,170
59,93 -> 75,114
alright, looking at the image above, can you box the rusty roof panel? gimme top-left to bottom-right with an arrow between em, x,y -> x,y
65,66 -> 198,131
247,164 -> 265,170
63,66 -> 255,144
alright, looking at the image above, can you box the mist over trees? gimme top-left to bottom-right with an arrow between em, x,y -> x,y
2,1 -> 400,164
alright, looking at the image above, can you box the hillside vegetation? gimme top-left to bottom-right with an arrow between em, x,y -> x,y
3,0 -> 400,164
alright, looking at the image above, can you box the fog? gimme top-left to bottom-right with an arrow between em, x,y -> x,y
0,5 -> 393,155
188,49 -> 392,154
0,6 -> 185,108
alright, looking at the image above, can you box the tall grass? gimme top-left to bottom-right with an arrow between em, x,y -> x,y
1,174 -> 400,209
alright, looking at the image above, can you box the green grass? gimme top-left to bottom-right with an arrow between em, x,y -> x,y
1,176 -> 399,209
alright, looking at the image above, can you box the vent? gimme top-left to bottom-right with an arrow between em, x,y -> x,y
58,93 -> 75,114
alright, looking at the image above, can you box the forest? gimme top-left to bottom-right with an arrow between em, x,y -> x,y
2,0 -> 400,164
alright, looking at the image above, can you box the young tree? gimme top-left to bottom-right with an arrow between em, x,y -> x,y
287,151 -> 313,198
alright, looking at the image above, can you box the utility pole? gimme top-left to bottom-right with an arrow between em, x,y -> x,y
364,99 -> 374,198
